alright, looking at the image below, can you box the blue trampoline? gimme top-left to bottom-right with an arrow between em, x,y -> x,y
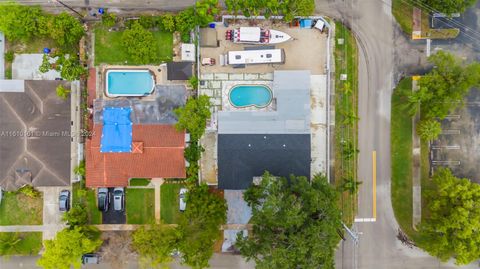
100,107 -> 133,153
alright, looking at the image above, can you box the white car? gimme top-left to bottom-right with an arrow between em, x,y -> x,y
179,188 -> 187,212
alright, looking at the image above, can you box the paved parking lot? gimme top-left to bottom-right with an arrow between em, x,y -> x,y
433,89 -> 480,182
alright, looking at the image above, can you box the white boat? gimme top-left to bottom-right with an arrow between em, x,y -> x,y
226,27 -> 292,45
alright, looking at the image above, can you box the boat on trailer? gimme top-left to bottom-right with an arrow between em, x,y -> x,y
226,27 -> 292,45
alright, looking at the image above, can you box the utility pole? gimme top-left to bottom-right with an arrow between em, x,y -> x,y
51,0 -> 84,21
342,222 -> 359,245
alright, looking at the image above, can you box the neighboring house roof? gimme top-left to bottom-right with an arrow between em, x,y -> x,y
86,124 -> 186,187
0,80 -> 71,190
167,62 -> 193,81
218,70 -> 311,134
218,134 -> 311,190
200,28 -> 218,47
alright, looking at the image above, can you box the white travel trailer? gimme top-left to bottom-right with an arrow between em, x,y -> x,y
226,49 -> 285,65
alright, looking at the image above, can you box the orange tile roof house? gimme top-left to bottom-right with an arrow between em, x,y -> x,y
86,124 -> 186,187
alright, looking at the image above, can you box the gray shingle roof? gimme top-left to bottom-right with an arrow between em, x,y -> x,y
218,134 -> 311,190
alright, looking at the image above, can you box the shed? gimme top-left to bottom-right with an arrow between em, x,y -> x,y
167,62 -> 193,81
200,28 -> 219,47
181,43 -> 196,62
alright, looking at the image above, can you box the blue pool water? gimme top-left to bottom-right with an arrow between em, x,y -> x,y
106,70 -> 154,96
229,85 -> 273,108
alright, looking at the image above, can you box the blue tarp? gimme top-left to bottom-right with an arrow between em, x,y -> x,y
100,107 -> 133,153
300,19 -> 313,29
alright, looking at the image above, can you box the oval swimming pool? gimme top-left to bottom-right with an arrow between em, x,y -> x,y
229,85 -> 273,108
106,70 -> 155,97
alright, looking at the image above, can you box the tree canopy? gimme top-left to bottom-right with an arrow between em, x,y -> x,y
422,0 -> 476,15
419,168 -> 480,265
37,227 -> 102,269
417,119 -> 442,141
0,2 -> 44,41
132,224 -> 179,268
50,12 -> 85,48
122,22 -> 159,64
174,95 -> 212,141
236,172 -> 342,269
225,0 -> 315,22
407,51 -> 480,119
177,184 -> 227,269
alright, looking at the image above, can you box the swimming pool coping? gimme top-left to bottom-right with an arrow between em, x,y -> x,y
228,84 -> 273,109
105,68 -> 156,97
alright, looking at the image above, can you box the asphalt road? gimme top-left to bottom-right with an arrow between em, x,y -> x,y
0,254 -> 254,269
319,0 -> 479,268
16,0 -> 196,12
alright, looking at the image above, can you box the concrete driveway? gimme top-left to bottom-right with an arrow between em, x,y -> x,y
38,186 -> 70,240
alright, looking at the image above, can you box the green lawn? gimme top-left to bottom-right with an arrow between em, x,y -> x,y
94,27 -> 173,66
129,178 -> 151,186
126,189 -> 155,224
72,182 -> 102,225
161,184 -> 184,224
392,0 -> 413,35
390,78 -> 416,238
0,232 -> 43,256
9,37 -> 57,54
334,22 -> 359,225
0,192 -> 43,225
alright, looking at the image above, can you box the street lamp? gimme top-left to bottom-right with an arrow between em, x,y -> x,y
51,0 -> 84,20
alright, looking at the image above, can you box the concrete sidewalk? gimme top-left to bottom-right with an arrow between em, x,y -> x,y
412,79 -> 422,230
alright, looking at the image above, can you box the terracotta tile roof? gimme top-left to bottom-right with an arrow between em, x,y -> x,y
86,124 -> 186,187
87,68 -> 96,107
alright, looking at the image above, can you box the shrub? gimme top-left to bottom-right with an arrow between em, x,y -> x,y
74,160 -> 86,178
138,15 -> 157,29
101,12 -> 117,28
174,95 -> 211,141
56,84 -> 70,100
39,54 -> 51,73
4,51 -> 14,62
18,185 -> 41,198
160,13 -> 176,32
188,76 -> 199,90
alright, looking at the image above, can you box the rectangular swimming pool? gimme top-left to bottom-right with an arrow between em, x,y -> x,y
106,70 -> 155,97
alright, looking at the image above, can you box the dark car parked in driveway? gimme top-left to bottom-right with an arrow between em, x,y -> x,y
97,188 -> 110,212
59,190 -> 70,212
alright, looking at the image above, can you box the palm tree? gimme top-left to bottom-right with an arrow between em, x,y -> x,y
56,84 -> 70,100
0,232 -> 22,256
417,119 -> 442,141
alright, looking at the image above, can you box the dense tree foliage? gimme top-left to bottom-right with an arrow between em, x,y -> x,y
63,204 -> 87,226
177,184 -> 227,269
101,12 -> 117,28
0,3 -> 84,50
422,0 -> 476,15
407,51 -> 480,119
132,224 -> 179,268
419,168 -> 480,265
195,0 -> 219,26
0,2 -> 44,41
236,173 -> 342,269
174,95 -> 212,141
37,227 -> 102,269
417,119 -> 442,141
122,22 -> 159,64
50,13 -> 85,48
225,0 -> 315,21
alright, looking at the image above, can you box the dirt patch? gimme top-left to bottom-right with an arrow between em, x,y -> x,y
98,231 -> 137,268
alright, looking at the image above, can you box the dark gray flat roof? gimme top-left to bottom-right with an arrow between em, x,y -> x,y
218,134 -> 311,190
0,80 -> 71,189
94,85 -> 186,125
